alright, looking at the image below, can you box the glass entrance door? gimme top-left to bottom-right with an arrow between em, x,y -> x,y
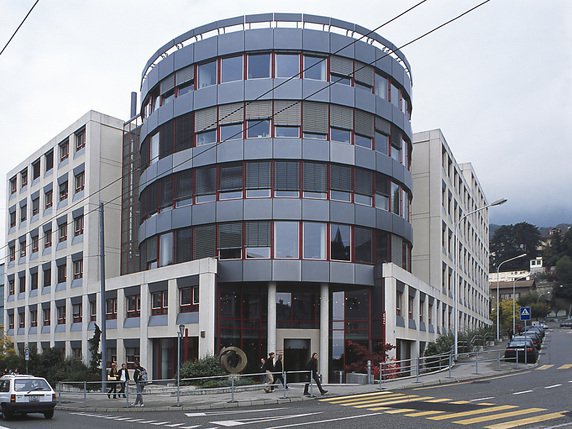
284,338 -> 310,383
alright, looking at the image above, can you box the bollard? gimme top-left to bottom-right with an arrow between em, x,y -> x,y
228,376 -> 237,403
447,353 -> 453,378
515,349 -> 519,369
58,382 -> 62,402
367,360 -> 371,385
309,371 -> 314,396
125,380 -> 129,407
415,356 -> 420,383
83,381 -> 87,403
378,363 -> 384,390
338,371 -> 343,384
281,372 -> 288,400
474,348 -> 479,374
498,351 -> 501,370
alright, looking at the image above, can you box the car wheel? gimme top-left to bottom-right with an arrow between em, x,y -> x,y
44,409 -> 54,419
2,406 -> 13,420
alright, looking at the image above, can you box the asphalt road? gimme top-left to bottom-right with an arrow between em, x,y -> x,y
3,328 -> 572,429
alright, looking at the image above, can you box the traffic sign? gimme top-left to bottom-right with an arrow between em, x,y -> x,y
519,306 -> 531,321
24,345 -> 30,361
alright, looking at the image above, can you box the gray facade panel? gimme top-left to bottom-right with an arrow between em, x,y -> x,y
146,66 -> 159,93
272,260 -> 301,281
244,199 -> 272,220
145,216 -> 157,239
301,261 -> 330,282
173,44 -> 194,71
194,86 -> 218,111
330,142 -> 355,166
355,146 -> 375,170
273,28 -> 303,50
329,33 -> 354,58
391,60 -> 406,89
149,315 -> 168,326
301,29 -> 330,54
218,260 -> 243,282
245,79 -> 274,101
244,139 -> 273,160
392,160 -> 405,185
302,140 -> 329,162
376,153 -> 393,176
375,98 -> 393,123
354,40 -> 376,65
354,88 -> 375,113
273,139 -> 301,159
192,145 -> 217,168
218,81 -> 246,105
243,260 -> 272,281
157,156 -> 173,178
301,199 -> 329,222
192,203 -> 216,226
302,80 -> 329,103
216,200 -> 244,223
217,140 -> 244,163
146,110 -> 159,136
123,317 -> 140,328
218,32 -> 245,56
392,107 -> 405,131
245,28 -> 274,51
355,205 -> 376,228
172,149 -> 193,173
376,209 -> 393,231
329,262 -> 354,285
177,312 -> 198,324
173,92 -> 194,118
273,199 -> 301,219
355,264 -> 374,286
157,54 -> 174,81
156,211 -> 173,234
194,37 -> 218,63
330,201 -> 354,224
158,102 -> 174,126
273,79 -> 303,100
403,170 -> 413,192
171,207 -> 192,229
330,85 -> 355,108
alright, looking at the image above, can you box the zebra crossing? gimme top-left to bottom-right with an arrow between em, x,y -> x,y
535,363 -> 572,370
319,391 -> 569,428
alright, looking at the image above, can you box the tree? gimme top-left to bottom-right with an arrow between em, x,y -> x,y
490,223 -> 540,270
88,324 -> 102,372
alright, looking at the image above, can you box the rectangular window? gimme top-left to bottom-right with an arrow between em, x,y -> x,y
106,297 -> 117,320
18,275 -> 25,293
195,166 -> 216,203
355,134 -> 372,149
59,181 -> 68,201
390,83 -> 400,108
150,133 -> 159,164
245,221 -> 271,259
19,239 -> 26,257
219,164 -> 243,200
330,127 -> 351,144
330,164 -> 352,202
43,267 -> 51,288
19,313 -> 25,329
42,307 -> 50,326
175,170 -> 193,207
30,309 -> 38,327
275,53 -> 299,78
304,55 -> 326,80
45,190 -> 53,209
59,223 -> 67,242
355,169 -> 373,206
73,259 -> 83,279
151,291 -> 168,315
246,161 -> 271,198
8,314 -> 14,330
9,211 -> 16,227
354,227 -> 372,263
57,263 -> 66,283
159,232 -> 174,267
90,300 -> 97,322
20,204 -> 27,222
180,287 -> 199,313
220,123 -> 243,142
375,130 -> 389,155
57,305 -> 66,324
72,303 -> 82,323
32,235 -> 39,253
44,229 -> 52,248
248,53 -> 271,79
274,161 -> 299,197
275,125 -> 299,138
218,223 -> 242,259
274,221 -> 299,259
32,160 -> 41,180
75,129 -> 86,150
408,296 -> 414,319
9,244 -> 15,261
391,182 -> 401,215
74,215 -> 84,236
21,168 -> 28,188
31,272 -> 38,290
9,176 -> 17,194
198,60 -> 217,88
127,295 -> 141,318
74,172 -> 85,192
45,150 -> 54,171
302,161 -> 327,199
221,55 -> 243,82
375,73 -> 388,99
303,222 -> 326,260
8,279 -> 15,295
32,197 -> 39,216
196,129 -> 216,146
59,140 -> 69,161
396,291 -> 402,317
246,120 -> 270,138
330,224 -> 351,261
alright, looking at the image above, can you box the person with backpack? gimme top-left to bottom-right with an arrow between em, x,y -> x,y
303,352 -> 327,396
132,361 -> 147,407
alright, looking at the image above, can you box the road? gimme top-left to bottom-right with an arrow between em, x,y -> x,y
3,328 -> 572,429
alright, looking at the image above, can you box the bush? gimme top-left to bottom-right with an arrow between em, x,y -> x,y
180,355 -> 226,387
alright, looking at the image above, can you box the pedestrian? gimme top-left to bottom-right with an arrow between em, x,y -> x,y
132,361 -> 148,407
107,362 -> 118,399
273,354 -> 287,389
508,328 -> 514,340
303,353 -> 327,396
264,352 -> 275,393
117,362 -> 130,398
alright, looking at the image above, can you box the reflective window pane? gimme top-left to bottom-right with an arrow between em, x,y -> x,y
274,222 -> 299,258
275,126 -> 299,138
304,56 -> 326,81
197,129 -> 216,146
331,128 -> 351,144
220,123 -> 243,141
198,60 -> 217,88
276,54 -> 299,78
221,56 -> 243,83
247,120 -> 270,138
248,54 -> 271,79
303,223 -> 326,260
330,224 -> 351,261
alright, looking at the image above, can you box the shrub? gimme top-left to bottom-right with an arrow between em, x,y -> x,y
180,355 -> 226,387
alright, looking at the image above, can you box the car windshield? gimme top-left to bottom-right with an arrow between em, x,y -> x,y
512,336 -> 532,342
508,341 -> 530,347
14,379 -> 51,392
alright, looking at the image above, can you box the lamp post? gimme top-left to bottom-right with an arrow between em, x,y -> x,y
176,324 -> 185,407
495,253 -> 527,341
454,198 -> 507,359
512,274 -> 530,334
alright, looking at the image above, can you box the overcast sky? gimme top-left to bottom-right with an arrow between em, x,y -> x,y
0,0 -> 570,240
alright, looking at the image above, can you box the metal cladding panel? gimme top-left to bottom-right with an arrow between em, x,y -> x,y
245,79 -> 274,101
174,44 -> 194,71
354,88 -> 375,113
157,54 -> 174,81
330,262 -> 354,284
172,149 -> 193,173
194,37 -> 218,63
355,147 -> 375,170
171,206 -> 192,229
191,202 -> 216,226
376,209 -> 392,231
375,54 -> 392,75
244,199 -> 272,220
392,160 -> 405,184
329,33 -> 354,58
273,28 -> 303,50
157,156 -> 173,178
218,81 -> 246,105
192,145 -> 216,168
355,41 -> 376,66
145,215 -> 157,238
149,315 -> 168,327
355,205 -> 376,228
177,312 -> 198,325
301,199 -> 329,222
330,201 -> 354,224
218,260 -> 243,282
158,103 -> 174,126
301,29 -> 330,54
194,86 -> 218,110
273,198 -> 301,219
330,141 -> 354,165
146,110 -> 159,136
146,66 -> 159,93
216,200 -> 244,222
173,91 -> 193,117
218,32 -> 245,56
392,107 -> 405,132
140,77 -> 149,101
272,139 -> 301,159
156,211 -> 173,234
302,261 -> 330,282
245,28 -> 274,51
273,260 -> 302,282
243,260 -> 272,281
217,140 -> 244,163
124,318 -> 141,329
273,79 -> 303,100
402,170 -> 413,191
403,120 -> 413,140
355,264 -> 374,286
302,139 -> 329,162
302,80 -> 329,103
391,59 -> 406,88
330,84 -> 354,108
375,98 -> 393,123
244,139 -> 273,159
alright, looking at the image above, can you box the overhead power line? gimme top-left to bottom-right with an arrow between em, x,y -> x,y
0,0 -> 40,57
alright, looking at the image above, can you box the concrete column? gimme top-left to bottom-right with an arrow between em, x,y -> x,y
167,279 -> 177,327
82,294 -> 90,365
140,283 -> 150,373
267,282 -> 276,354
320,283 -> 329,381
198,272 -> 216,357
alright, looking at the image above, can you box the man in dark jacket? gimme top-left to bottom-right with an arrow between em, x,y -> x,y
132,361 -> 147,407
303,352 -> 327,396
263,352 -> 275,393
273,354 -> 287,389
117,362 -> 130,398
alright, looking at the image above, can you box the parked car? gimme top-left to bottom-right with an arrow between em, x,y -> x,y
513,333 -> 541,350
0,375 -> 56,420
504,339 -> 538,363
560,318 -> 572,328
525,326 -> 545,338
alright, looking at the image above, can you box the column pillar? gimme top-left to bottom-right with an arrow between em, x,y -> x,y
320,283 -> 329,382
267,282 -> 276,354
198,272 -> 216,357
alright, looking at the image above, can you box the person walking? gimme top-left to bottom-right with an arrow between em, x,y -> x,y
132,361 -> 148,407
263,352 -> 275,393
273,354 -> 287,389
303,353 -> 327,396
107,362 -> 119,399
117,362 -> 130,398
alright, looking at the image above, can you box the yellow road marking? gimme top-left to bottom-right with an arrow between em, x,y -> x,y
404,410 -> 446,417
558,363 -> 572,369
365,396 -> 434,410
536,364 -> 553,370
428,405 -> 517,421
485,411 -> 567,429
449,400 -> 470,404
384,408 -> 415,414
319,391 -> 396,402
337,393 -> 405,406
425,398 -> 452,403
454,407 -> 545,425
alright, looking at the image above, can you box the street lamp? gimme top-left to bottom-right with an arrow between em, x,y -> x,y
176,324 -> 185,407
512,274 -> 530,335
454,198 -> 507,359
495,253 -> 527,341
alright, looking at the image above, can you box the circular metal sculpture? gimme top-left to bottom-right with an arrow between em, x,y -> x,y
219,346 -> 247,374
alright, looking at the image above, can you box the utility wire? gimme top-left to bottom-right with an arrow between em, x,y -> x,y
0,0 -> 40,57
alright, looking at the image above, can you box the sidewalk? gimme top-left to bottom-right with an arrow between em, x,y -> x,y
57,343 -> 534,413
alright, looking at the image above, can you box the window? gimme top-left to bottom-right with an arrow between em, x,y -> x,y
330,224 -> 351,261
149,133 -> 159,164
44,229 -> 52,248
59,140 -> 69,161
45,189 -> 53,209
274,161 -> 299,197
330,164 -> 352,202
198,60 -> 217,88
274,221 -> 299,258
18,312 -> 25,329
218,223 -> 242,259
75,129 -> 86,150
245,221 -> 271,258
8,314 -> 14,330
275,125 -> 299,138
43,267 -> 51,288
396,291 -> 403,317
9,176 -> 17,194
219,164 -> 242,200
275,53 -> 299,78
391,182 -> 401,215
220,123 -> 243,141
20,168 -> 28,188
106,297 -> 117,320
159,232 -> 174,267
43,307 -> 51,326
45,151 -> 54,172
176,66 -> 194,96
59,223 -> 67,242
59,181 -> 68,201
408,295 -> 414,319
376,175 -> 389,210
390,83 -> 400,108
74,215 -> 84,236
19,239 -> 26,257
248,53 -> 271,79
195,166 -> 216,203
246,161 -> 271,198
90,300 -> 97,322
72,303 -> 82,323
302,161 -> 326,199
57,262 -> 66,283
20,204 -> 27,222
247,120 -> 270,138
221,55 -> 243,82
355,134 -> 372,149
18,275 -> 25,293
31,272 -> 38,290
127,295 -> 141,318
175,170 -> 193,207
330,127 -> 350,144
375,130 -> 389,155
73,259 -> 83,279
151,290 -> 168,315
30,309 -> 38,327
196,129 -> 216,146
32,197 -> 39,216
304,55 -> 326,80
9,211 -> 16,228
375,73 -> 388,99
330,56 -> 353,86
8,279 -> 15,295
74,172 -> 85,193
8,243 -> 15,261
354,227 -> 372,263
180,287 -> 199,313
303,222 -> 326,260
32,160 -> 41,180
31,235 -> 39,253
57,304 -> 66,324
355,169 -> 373,206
